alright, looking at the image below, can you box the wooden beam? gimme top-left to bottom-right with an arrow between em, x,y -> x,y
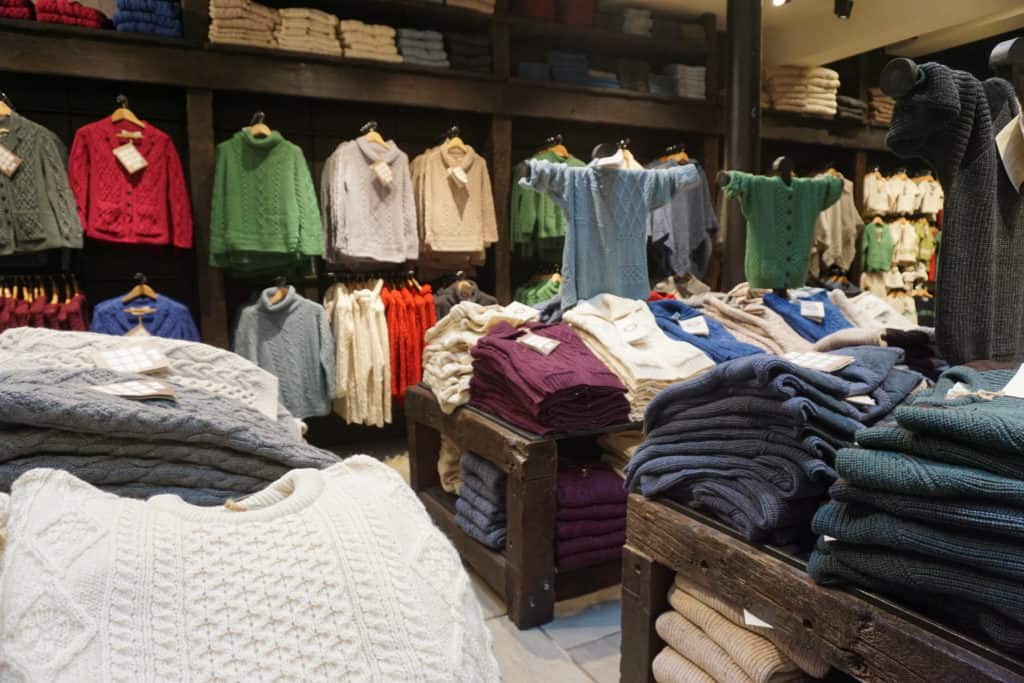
621,545 -> 673,683
489,115 -> 513,304
762,119 -> 889,152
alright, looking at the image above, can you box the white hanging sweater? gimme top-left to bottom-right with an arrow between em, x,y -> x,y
0,458 -> 500,683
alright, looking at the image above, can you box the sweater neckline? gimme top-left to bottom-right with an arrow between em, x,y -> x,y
241,129 -> 284,149
440,143 -> 476,172
355,135 -> 401,164
150,468 -> 327,523
258,285 -> 298,313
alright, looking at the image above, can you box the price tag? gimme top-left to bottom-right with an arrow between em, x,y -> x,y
846,394 -> 876,406
800,300 -> 825,322
92,344 -> 170,376
743,609 -> 773,629
1001,366 -> 1024,400
447,166 -> 469,187
90,379 -> 176,401
0,143 -> 23,178
679,316 -> 710,337
370,160 -> 393,187
113,142 -> 148,175
517,332 -> 560,356
783,351 -> 855,373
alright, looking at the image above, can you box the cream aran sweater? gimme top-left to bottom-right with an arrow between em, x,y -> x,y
412,144 -> 498,255
0,460 -> 499,683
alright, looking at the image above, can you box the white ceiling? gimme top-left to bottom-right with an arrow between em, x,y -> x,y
599,0 -> 1024,65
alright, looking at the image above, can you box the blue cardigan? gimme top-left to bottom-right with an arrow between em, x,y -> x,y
90,295 -> 200,341
647,299 -> 763,363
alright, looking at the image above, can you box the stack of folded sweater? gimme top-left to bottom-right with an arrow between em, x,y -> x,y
648,74 -> 675,98
0,0 -> 34,20
765,66 -> 839,118
836,95 -> 868,123
588,69 -> 620,90
614,58 -> 649,92
663,64 -> 705,99
36,0 -> 111,27
599,429 -> 643,478
446,32 -> 492,73
208,0 -> 278,48
653,575 -> 831,682
469,322 -> 630,436
618,7 -> 652,36
557,465 -> 627,570
422,301 -> 539,415
447,0 -> 495,15
625,349 -> 922,546
762,290 -> 854,343
648,299 -> 765,364
397,28 -> 448,69
547,50 -> 589,86
274,8 -> 340,56
697,284 -> 814,356
455,451 -> 507,550
868,88 -> 894,125
113,0 -> 182,37
339,19 -> 401,63
810,364 -> 1024,654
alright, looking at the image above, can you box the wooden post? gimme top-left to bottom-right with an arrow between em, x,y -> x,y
621,545 -> 673,683
490,115 -> 513,304
180,0 -> 208,43
721,0 -> 762,288
185,89 -> 229,348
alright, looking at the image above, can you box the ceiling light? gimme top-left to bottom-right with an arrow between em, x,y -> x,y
834,0 -> 853,19
771,0 -> 790,6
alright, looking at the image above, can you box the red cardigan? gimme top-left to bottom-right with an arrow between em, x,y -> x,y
69,118 -> 193,248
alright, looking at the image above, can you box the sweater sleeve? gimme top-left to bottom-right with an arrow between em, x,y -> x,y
68,129 -> 90,234
400,157 -> 419,261
819,175 -> 844,211
519,160 -> 568,207
317,307 -> 338,401
232,307 -> 257,362
209,145 -> 228,266
178,305 -> 201,342
510,162 -> 536,250
165,139 -> 194,249
642,166 -> 696,211
41,132 -> 84,249
721,171 -> 753,213
295,150 -> 325,257
479,162 -> 498,247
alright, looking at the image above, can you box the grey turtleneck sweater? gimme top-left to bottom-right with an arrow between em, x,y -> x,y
233,286 -> 337,419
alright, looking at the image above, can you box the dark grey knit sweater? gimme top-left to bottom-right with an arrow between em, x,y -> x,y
887,63 -> 1024,365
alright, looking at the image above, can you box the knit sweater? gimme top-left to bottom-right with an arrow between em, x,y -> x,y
722,172 -> 842,289
647,299 -> 764,363
645,161 -> 719,278
0,461 -> 500,682
521,161 -> 697,309
860,221 -> 894,272
0,113 -> 83,255
762,291 -> 853,343
210,130 -> 323,274
813,176 -> 861,270
320,137 -> 418,265
412,144 -> 498,255
887,63 -> 1024,364
90,294 -> 199,341
69,117 -> 193,248
233,286 -> 336,419
701,292 -> 813,356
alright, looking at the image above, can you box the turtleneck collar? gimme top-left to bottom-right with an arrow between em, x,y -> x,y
440,143 -> 476,172
241,129 -> 284,150
258,285 -> 297,312
355,136 -> 401,165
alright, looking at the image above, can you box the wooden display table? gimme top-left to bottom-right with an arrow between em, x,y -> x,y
405,383 -> 634,629
620,494 -> 1024,683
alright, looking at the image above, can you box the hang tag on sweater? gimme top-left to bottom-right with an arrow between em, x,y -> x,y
0,143 -> 23,178
799,300 -> 825,322
92,344 -> 170,376
447,166 -> 469,187
743,609 -> 773,629
90,379 -> 176,402
370,160 -> 393,187
1001,366 -> 1024,400
113,142 -> 148,175
783,351 -> 854,373
679,316 -> 709,337
517,332 -> 559,355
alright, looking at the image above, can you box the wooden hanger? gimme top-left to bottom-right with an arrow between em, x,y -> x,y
122,272 -> 158,303
360,120 -> 390,149
246,111 -> 272,138
440,125 -> 467,154
268,275 -> 289,305
111,94 -> 146,129
0,91 -> 12,134
406,269 -> 422,292
537,133 -> 570,159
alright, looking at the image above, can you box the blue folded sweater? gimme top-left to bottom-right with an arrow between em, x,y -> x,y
647,299 -> 764,363
115,20 -> 183,37
116,0 -> 181,17
113,10 -> 181,29
763,291 -> 854,342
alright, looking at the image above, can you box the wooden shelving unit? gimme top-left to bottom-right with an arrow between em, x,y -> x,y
762,112 -> 888,152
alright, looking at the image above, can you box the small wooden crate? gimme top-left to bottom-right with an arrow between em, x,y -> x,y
620,494 -> 1024,683
405,383 -> 629,629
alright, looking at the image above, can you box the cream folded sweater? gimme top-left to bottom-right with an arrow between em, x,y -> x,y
653,647 -> 716,683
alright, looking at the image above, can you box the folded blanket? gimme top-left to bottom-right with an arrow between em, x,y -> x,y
557,466 -> 626,508
557,502 -> 625,522
652,647 -> 716,683
557,516 -> 625,539
455,495 -> 505,532
856,426 -> 1024,480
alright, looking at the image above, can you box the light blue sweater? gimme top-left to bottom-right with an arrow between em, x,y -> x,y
520,160 -> 697,309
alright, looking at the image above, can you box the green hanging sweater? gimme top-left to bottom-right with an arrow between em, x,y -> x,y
210,130 -> 323,275
861,221 -> 894,272
510,151 -> 585,262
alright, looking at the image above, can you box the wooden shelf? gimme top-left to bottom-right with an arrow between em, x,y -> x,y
762,112 -> 889,152
506,15 -> 706,63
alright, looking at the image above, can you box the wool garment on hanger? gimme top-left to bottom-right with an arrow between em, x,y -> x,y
234,285 -> 335,419
320,137 -> 418,266
380,281 -> 434,403
645,161 -> 719,279
434,278 -> 496,318
862,172 -> 892,216
69,116 -> 192,248
890,219 -> 920,265
511,150 -> 586,262
0,290 -> 89,332
861,222 -> 894,272
210,129 -> 323,275
521,161 -> 697,309
917,178 -> 945,217
813,173 -> 862,272
0,113 -> 83,254
888,62 -> 1024,364
90,293 -> 197,341
722,172 -> 842,290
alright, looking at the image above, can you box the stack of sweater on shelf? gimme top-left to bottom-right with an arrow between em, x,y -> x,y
557,465 -> 627,570
397,28 -> 448,68
810,365 -> 1024,655
626,349 -> 923,547
207,0 -> 278,48
113,0 -> 182,36
547,50 -> 590,86
382,282 -> 435,402
662,64 -> 705,99
653,575 -> 831,683
421,301 -> 538,414
469,321 -> 630,436
600,429 -> 643,478
868,88 -> 894,125
434,277 -> 497,318
563,294 -> 715,421
447,0 -> 495,15
446,32 -> 492,73
274,7 -> 341,56
35,0 -> 110,27
835,95 -> 868,123
455,451 -> 507,550
511,149 -> 586,262
612,58 -> 649,93
588,69 -> 621,90
696,284 -> 814,356
0,0 -> 33,20
764,66 -> 839,118
339,19 -> 401,63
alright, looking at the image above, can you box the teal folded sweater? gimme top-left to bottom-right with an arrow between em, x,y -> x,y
856,425 -> 1024,479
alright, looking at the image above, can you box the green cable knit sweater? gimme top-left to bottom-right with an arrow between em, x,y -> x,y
210,130 -> 324,275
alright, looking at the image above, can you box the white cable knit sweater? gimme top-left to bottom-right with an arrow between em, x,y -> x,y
0,458 -> 499,682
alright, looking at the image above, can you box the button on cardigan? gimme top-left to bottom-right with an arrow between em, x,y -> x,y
0,113 -> 83,254
69,117 -> 192,248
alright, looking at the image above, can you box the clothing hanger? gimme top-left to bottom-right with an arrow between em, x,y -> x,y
246,111 -> 272,138
111,94 -> 146,129
771,156 -> 794,185
0,91 -> 12,117
122,272 -> 158,303
268,275 -> 288,305
406,269 -> 422,292
872,216 -> 885,225
659,143 -> 690,164
536,133 -> 570,159
440,126 -> 467,153
360,120 -> 390,149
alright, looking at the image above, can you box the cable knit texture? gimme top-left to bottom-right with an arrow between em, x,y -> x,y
0,461 -> 500,682
412,144 -> 498,255
0,113 -> 83,254
887,62 -> 1024,364
69,117 -> 192,248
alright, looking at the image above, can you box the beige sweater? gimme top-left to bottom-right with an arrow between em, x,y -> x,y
701,286 -> 813,355
412,144 -> 498,255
